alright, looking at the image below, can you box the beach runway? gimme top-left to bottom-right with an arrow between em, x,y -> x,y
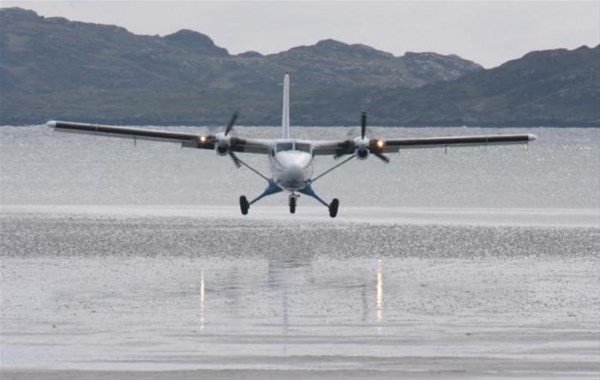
1,207 -> 598,379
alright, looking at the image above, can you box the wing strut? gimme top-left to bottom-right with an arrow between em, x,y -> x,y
232,155 -> 271,182
312,155 -> 356,183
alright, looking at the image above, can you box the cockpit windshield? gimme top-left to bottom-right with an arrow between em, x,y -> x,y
296,142 -> 311,153
274,141 -> 313,153
276,142 -> 294,152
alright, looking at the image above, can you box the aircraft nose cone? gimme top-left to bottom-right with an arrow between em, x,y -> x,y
275,151 -> 311,189
284,165 -> 303,181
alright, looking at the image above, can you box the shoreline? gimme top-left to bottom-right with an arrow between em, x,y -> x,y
1,204 -> 598,228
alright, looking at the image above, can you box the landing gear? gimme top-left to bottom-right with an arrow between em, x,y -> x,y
239,195 -> 249,215
289,195 -> 297,214
329,198 -> 339,218
298,185 -> 339,218
240,183 -> 338,218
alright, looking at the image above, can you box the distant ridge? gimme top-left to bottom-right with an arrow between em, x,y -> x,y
0,7 -> 598,126
335,45 -> 600,127
164,29 -> 229,56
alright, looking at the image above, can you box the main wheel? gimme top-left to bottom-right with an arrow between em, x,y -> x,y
329,198 -> 339,218
239,195 -> 249,215
289,196 -> 297,214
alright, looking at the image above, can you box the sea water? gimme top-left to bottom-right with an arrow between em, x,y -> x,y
1,126 -> 598,378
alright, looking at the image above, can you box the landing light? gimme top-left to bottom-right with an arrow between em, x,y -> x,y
199,136 -> 206,143
376,140 -> 385,148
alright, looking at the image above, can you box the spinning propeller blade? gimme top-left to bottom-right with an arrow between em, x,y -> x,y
372,151 -> 390,163
361,111 -> 367,140
228,151 -> 242,168
362,112 -> 390,163
225,112 -> 239,136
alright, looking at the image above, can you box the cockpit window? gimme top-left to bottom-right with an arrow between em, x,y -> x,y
274,142 -> 312,153
296,142 -> 311,153
276,142 -> 294,152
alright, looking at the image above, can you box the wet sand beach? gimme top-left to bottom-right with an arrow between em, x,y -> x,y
1,207 -> 598,379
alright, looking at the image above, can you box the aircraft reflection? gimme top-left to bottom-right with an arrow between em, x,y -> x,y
268,252 -> 315,335
196,255 -> 386,335
376,259 -> 384,324
199,270 -> 205,333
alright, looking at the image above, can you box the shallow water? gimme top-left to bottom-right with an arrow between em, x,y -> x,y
1,126 -> 598,208
1,210 -> 599,377
1,126 -> 599,378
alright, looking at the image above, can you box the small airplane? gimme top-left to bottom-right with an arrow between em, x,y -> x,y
47,73 -> 536,218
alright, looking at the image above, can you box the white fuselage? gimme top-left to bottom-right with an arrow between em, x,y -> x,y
270,73 -> 316,192
268,73 -> 319,191
268,140 -> 314,191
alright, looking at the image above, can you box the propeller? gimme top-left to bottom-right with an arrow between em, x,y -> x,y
215,111 -> 242,168
226,112 -> 242,167
361,111 -> 367,140
228,150 -> 242,168
372,150 -> 390,163
225,111 -> 239,136
358,111 -> 390,163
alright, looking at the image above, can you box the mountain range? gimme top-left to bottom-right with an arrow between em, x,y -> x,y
1,7 -> 598,126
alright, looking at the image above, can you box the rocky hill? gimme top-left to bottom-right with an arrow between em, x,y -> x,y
368,45 -> 600,126
0,7 -> 598,126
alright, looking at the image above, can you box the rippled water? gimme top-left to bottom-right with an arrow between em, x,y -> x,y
1,126 -> 598,208
1,126 -> 599,378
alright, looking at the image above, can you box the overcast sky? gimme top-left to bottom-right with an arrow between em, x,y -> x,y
2,1 -> 599,67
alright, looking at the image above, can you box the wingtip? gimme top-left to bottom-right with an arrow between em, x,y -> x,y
528,133 -> 538,141
46,120 -> 57,128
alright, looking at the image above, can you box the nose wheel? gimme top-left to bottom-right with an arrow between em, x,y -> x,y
289,194 -> 297,214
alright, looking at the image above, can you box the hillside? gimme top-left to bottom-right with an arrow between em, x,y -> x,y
0,7 -> 598,126
368,45 -> 600,126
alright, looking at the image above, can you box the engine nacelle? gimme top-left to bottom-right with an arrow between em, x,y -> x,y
216,145 -> 228,156
356,147 -> 370,160
354,136 -> 370,160
215,133 -> 230,156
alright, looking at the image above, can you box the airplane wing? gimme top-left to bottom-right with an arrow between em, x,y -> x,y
46,120 -> 271,154
313,133 -> 537,157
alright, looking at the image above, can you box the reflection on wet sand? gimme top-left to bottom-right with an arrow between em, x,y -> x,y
267,252 -> 314,334
199,253 -> 388,336
199,271 -> 205,334
1,212 -> 598,378
376,259 -> 383,324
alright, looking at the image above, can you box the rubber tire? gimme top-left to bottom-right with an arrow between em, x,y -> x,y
289,196 -> 296,214
329,198 -> 339,218
240,195 -> 249,215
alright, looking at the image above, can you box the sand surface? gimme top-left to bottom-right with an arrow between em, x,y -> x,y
1,207 -> 599,379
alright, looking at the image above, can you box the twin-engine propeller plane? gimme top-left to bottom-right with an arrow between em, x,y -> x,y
47,73 -> 536,218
